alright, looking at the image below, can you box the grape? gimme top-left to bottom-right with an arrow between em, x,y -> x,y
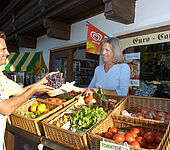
45,71 -> 65,89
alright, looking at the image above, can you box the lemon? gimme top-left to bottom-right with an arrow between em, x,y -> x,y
37,104 -> 46,113
30,105 -> 37,112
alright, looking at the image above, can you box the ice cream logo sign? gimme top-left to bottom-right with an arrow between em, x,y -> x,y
120,30 -> 170,51
86,23 -> 105,54
90,31 -> 103,43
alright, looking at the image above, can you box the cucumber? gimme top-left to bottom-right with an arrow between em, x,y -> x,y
54,95 -> 74,99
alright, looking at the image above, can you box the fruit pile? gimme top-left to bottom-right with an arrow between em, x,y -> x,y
47,95 -> 74,103
136,107 -> 170,121
45,71 -> 65,89
25,103 -> 49,119
96,127 -> 163,149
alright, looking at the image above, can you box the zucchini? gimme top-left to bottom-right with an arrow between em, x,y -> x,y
54,95 -> 74,99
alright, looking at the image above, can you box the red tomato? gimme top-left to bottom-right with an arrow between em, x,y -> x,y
155,133 -> 163,144
124,133 -> 135,144
108,127 -> 117,136
56,99 -> 63,103
131,132 -> 138,138
139,128 -> 145,137
113,133 -> 125,143
95,133 -> 101,136
130,128 -> 140,136
136,136 -> 147,148
130,141 -> 141,148
104,132 -> 113,139
144,132 -> 154,144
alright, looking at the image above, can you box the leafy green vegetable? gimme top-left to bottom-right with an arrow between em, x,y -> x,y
70,106 -> 107,130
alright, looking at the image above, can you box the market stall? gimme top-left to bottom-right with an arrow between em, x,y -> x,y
5,83 -> 170,150
3,52 -> 48,86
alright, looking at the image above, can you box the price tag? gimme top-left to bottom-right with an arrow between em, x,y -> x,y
100,141 -> 129,150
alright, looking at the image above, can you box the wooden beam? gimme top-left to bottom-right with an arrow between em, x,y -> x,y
103,0 -> 136,24
16,34 -> 37,49
6,41 -> 19,52
44,18 -> 71,40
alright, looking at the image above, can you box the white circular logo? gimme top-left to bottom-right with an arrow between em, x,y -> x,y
90,31 -> 103,42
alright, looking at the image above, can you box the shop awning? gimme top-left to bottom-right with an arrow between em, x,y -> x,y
4,52 -> 48,73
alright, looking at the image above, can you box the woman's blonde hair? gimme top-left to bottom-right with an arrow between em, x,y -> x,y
100,37 -> 123,63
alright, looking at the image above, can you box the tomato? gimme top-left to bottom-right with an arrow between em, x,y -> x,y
95,133 -> 101,136
56,99 -> 63,103
131,132 -> 138,138
50,98 -> 57,102
136,136 -> 147,148
130,141 -> 141,148
108,127 -> 117,136
155,133 -> 163,144
124,133 -> 135,144
130,128 -> 140,136
144,132 -> 154,144
113,133 -> 125,143
139,128 -> 145,137
104,132 -> 113,139
62,99 -> 66,102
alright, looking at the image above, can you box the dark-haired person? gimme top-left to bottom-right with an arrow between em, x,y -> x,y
86,37 -> 130,96
0,31 -> 54,149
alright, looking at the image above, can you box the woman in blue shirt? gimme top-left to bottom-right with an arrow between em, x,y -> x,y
87,37 -> 130,96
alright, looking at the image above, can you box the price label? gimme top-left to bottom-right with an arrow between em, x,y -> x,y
100,141 -> 129,150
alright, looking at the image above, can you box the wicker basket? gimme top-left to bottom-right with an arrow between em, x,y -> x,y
87,114 -> 170,150
112,95 -> 170,122
42,100 -> 90,150
42,95 -> 126,150
10,98 -> 63,136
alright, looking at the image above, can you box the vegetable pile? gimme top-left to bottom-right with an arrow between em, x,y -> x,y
71,106 -> 107,130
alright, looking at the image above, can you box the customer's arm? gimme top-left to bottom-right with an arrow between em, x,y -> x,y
0,76 -> 54,115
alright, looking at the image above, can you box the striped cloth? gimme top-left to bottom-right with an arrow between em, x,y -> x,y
0,71 -> 21,150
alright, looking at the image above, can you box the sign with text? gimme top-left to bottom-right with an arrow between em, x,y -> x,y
100,141 -> 129,150
124,52 -> 140,86
120,30 -> 170,51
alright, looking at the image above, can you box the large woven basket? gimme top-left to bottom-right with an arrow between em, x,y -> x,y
42,100 -> 90,150
10,98 -> 63,136
42,95 -> 126,150
112,95 -> 170,122
87,114 -> 170,150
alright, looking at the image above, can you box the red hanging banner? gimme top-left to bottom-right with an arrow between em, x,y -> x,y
86,23 -> 105,55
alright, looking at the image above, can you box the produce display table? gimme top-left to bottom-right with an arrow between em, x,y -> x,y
6,124 -> 71,150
